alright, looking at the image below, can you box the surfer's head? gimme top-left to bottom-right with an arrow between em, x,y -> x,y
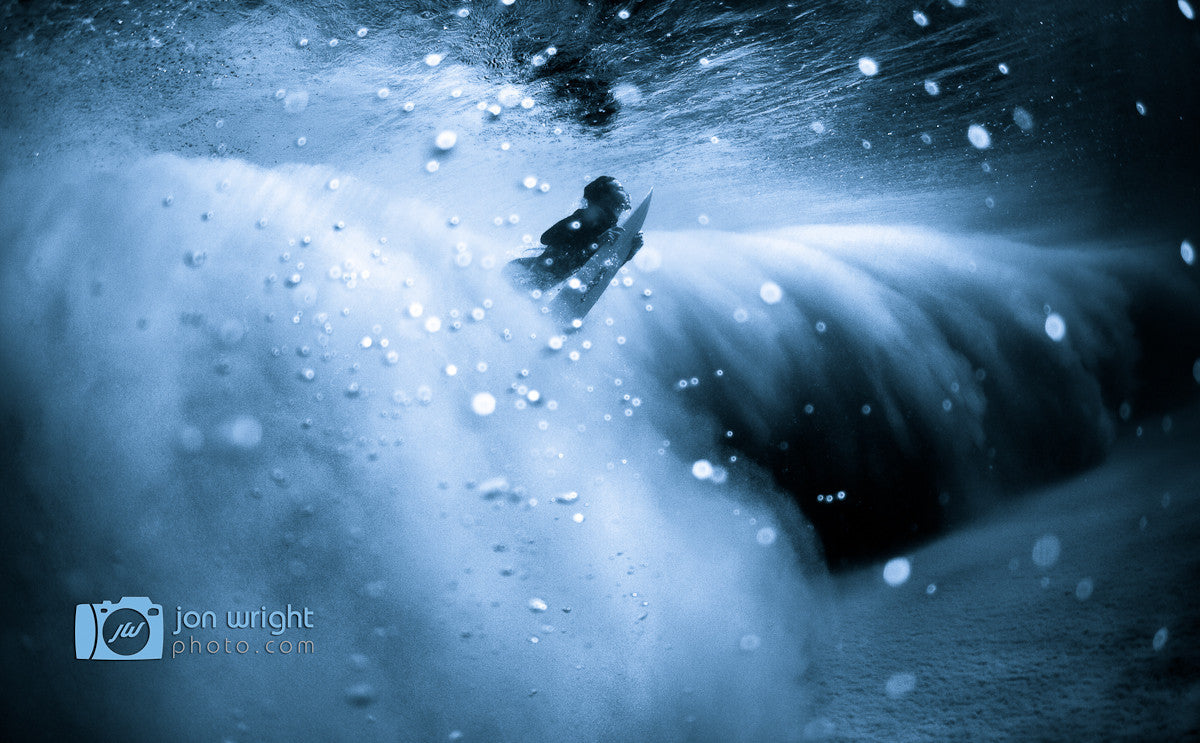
583,176 -> 631,212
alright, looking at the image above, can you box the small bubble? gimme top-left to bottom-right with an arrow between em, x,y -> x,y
1075,578 -> 1094,601
739,634 -> 761,652
357,27 -> 368,37
998,62 -> 1010,74
1135,101 -> 1147,116
472,392 -> 496,416
377,87 -> 390,99
425,160 -> 440,173
1153,627 -> 1169,651
1013,107 -> 1034,132
885,673 -> 916,698
756,527 -> 777,546
1044,312 -> 1066,342
759,281 -> 783,305
435,130 -> 458,150
968,124 -> 992,149
528,597 -> 548,612
883,557 -> 911,586
328,38 -> 339,47
1181,240 -> 1195,266
425,53 -> 443,67
1181,0 -> 1196,20
857,57 -> 879,76
912,10 -> 929,26
1031,534 -> 1061,568
691,459 -> 714,480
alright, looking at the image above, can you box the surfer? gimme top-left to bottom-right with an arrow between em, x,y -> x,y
507,176 -> 643,291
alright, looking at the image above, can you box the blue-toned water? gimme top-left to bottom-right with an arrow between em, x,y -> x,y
1,1 -> 1198,740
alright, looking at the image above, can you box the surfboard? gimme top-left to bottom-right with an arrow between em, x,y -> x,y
549,189 -> 652,325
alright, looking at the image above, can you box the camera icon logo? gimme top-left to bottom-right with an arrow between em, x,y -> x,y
75,597 -> 163,661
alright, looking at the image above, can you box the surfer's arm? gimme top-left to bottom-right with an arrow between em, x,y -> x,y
618,231 -> 644,266
540,210 -> 591,249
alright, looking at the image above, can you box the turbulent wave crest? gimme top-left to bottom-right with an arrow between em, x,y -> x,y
0,156 -> 827,742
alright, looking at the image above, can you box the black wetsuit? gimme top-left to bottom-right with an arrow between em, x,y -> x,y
509,208 -> 616,291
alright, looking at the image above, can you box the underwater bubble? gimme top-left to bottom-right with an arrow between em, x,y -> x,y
1181,0 -> 1195,20
857,57 -> 879,76
184,250 -> 207,268
1153,627 -> 1169,651
424,53 -> 443,67
883,557 -> 911,586
924,80 -> 940,96
1044,313 -> 1066,342
357,27 -> 368,37
424,317 -> 442,333
435,131 -> 458,150
1075,578 -> 1094,601
522,175 -> 538,189
328,38 -> 339,47
298,38 -> 309,48
572,513 -> 585,523
756,527 -> 777,546
885,673 -> 916,698
810,121 -> 826,134
377,88 -> 390,99
1181,240 -> 1195,265
1031,534 -> 1061,568
759,281 -> 783,305
403,101 -> 415,112
296,137 -> 307,147
227,416 -> 263,450
425,160 -> 440,173
1013,106 -> 1034,132
998,62 -> 1010,74
691,460 -> 714,480
967,124 -> 991,149
618,9 -> 631,20
739,634 -> 761,652
528,597 -> 548,612
912,10 -> 929,26
521,98 -> 535,109
472,392 -> 496,416
1135,101 -> 1147,116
